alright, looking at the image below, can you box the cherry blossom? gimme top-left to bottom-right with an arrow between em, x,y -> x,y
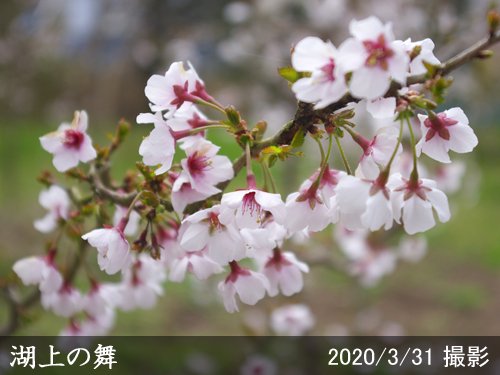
270,304 -> 315,336
104,255 -> 166,311
137,112 -> 176,175
354,126 -> 402,180
336,174 -> 395,231
416,108 -> 478,163
82,223 -> 132,275
41,284 -> 83,317
145,61 -> 201,113
82,282 -> 111,319
220,189 -> 286,230
169,249 -> 224,282
113,205 -> 141,237
13,251 -> 63,294
180,139 -> 234,196
170,172 -> 212,213
339,16 -> 409,99
156,224 -> 184,266
240,220 -> 287,257
240,355 -> 277,375
262,249 -> 309,297
291,36 -> 348,108
400,38 -> 441,76
168,103 -> 209,147
218,261 -> 269,313
335,226 -> 397,286
40,110 -> 97,172
179,205 -> 245,264
285,169 -> 340,233
389,173 -> 450,234
34,185 -> 71,233
433,161 -> 466,193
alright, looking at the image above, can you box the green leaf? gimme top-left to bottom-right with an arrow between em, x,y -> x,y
291,130 -> 306,148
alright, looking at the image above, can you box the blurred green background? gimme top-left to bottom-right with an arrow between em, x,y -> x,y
0,0 -> 499,336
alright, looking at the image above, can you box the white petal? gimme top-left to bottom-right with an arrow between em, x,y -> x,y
402,196 -> 435,234
449,124 -> 478,154
349,67 -> 391,100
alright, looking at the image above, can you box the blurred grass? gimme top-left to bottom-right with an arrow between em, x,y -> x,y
0,119 -> 499,335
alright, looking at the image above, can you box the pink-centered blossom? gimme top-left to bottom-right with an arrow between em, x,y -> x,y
339,16 -> 409,99
241,355 -> 277,375
13,251 -> 63,294
113,205 -> 141,237
416,108 -> 478,163
40,110 -> 97,172
145,61 -> 202,113
171,172 -> 212,214
168,103 -> 209,147
103,255 -> 166,311
34,185 -> 71,233
262,249 -> 309,297
180,139 -> 234,196
169,248 -> 224,282
335,226 -> 397,287
270,304 -> 315,336
82,223 -> 132,275
41,283 -> 83,318
218,261 -> 269,313
291,36 -> 348,108
220,189 -> 286,230
336,174 -> 395,231
355,126 -> 402,180
179,205 -> 245,264
389,173 -> 450,234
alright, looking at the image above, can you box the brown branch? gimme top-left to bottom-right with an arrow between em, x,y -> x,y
88,165 -> 137,206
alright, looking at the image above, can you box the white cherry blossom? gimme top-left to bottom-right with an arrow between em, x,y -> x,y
218,261 -> 269,313
339,16 -> 409,99
220,189 -> 286,230
262,249 -> 309,297
270,304 -> 315,336
170,172 -> 212,214
82,224 -> 132,275
145,61 -> 201,113
13,252 -> 63,294
291,36 -> 348,108
137,112 -> 176,175
179,205 -> 245,264
416,108 -> 478,163
169,249 -> 224,282
389,173 -> 450,234
105,255 -> 166,311
40,110 -> 97,172
34,185 -> 71,233
41,284 -> 83,317
180,139 -> 234,196
355,126 -> 402,180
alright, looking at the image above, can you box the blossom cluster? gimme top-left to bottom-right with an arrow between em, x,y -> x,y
11,15 -> 482,336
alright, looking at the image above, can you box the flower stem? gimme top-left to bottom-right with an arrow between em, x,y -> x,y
313,136 -> 326,165
382,119 -> 404,174
261,161 -> 277,193
187,124 -> 230,134
405,116 -> 419,181
194,98 -> 226,115
245,142 -> 256,188
334,134 -> 352,175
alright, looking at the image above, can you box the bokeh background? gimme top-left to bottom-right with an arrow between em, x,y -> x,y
0,0 -> 499,336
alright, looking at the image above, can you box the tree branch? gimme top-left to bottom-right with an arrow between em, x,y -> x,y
253,30 -> 500,153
